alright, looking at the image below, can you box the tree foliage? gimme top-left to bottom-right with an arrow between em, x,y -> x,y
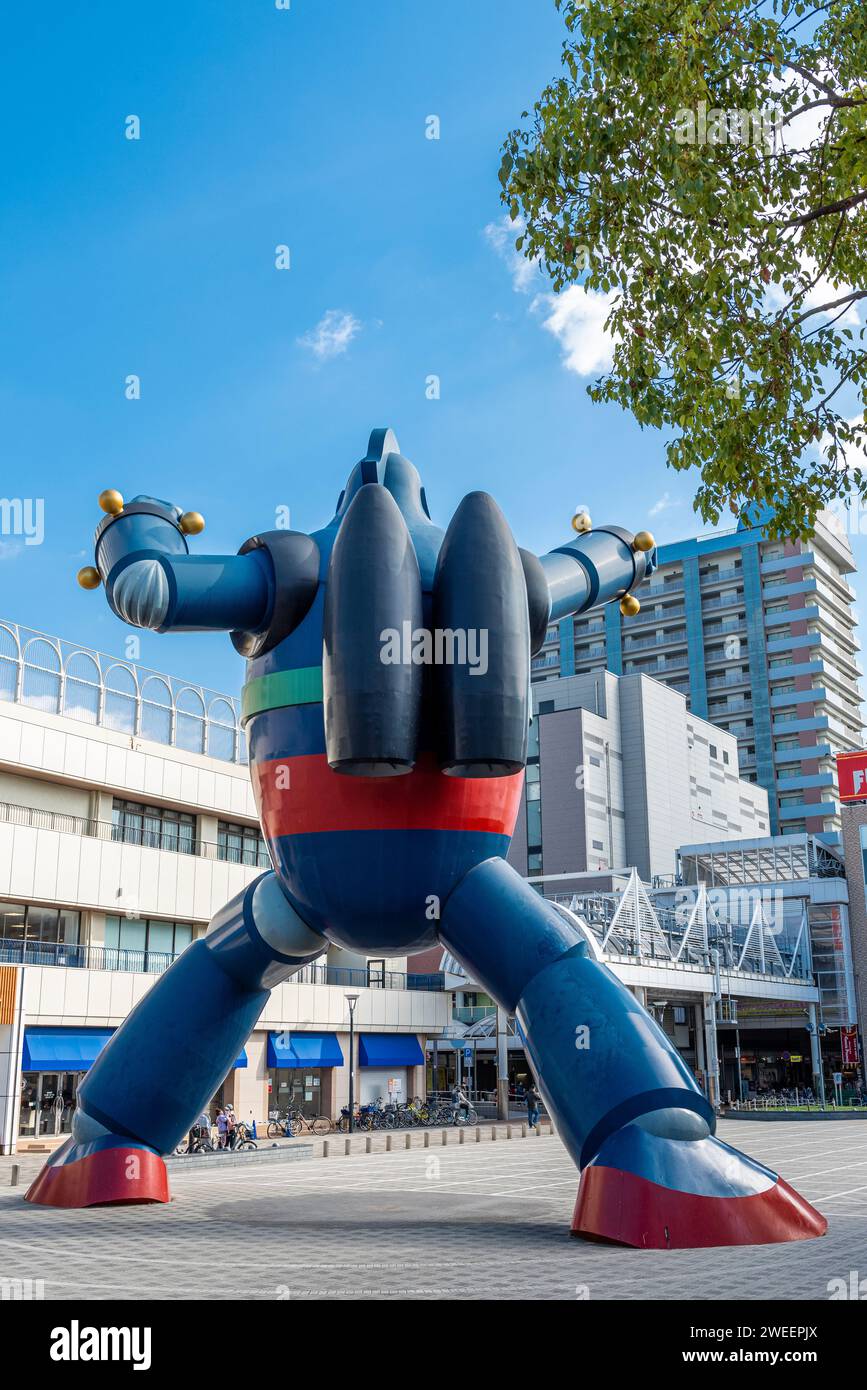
501,0 -> 867,538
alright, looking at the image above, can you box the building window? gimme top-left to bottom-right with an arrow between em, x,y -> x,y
217,820 -> 270,868
104,915 -> 194,968
722,751 -> 729,765
527,801 -> 542,850
528,852 -> 543,874
111,798 -> 196,854
592,839 -> 604,851
538,700 -> 555,714
709,744 -> 717,760
0,903 -> 80,946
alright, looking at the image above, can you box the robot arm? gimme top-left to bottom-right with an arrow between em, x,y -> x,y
536,516 -> 657,625
77,490 -> 319,655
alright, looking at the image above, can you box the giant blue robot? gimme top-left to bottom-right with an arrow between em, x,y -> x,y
28,430 -> 826,1247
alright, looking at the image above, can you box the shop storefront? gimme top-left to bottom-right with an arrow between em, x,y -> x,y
358,1033 -> 425,1105
267,1032 -> 344,1118
18,1026 -> 247,1138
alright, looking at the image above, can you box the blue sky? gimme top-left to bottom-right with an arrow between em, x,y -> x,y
1,0 -> 864,697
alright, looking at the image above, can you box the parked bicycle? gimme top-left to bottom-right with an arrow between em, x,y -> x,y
267,1107 -> 331,1138
174,1125 -> 214,1155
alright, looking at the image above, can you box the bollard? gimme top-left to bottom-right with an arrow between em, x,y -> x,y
521,1123 -> 527,1138
386,1134 -> 392,1152
10,1164 -> 19,1187
536,1123 -> 542,1137
491,1125 -> 497,1141
405,1132 -> 412,1150
507,1125 -> 512,1140
475,1125 -> 481,1142
323,1141 -> 330,1158
344,1138 -> 351,1157
366,1136 -> 372,1154
459,1127 -> 465,1144
441,1128 -> 448,1146
424,1131 -> 430,1148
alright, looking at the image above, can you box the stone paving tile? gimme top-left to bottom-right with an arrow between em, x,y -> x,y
0,1120 -> 864,1301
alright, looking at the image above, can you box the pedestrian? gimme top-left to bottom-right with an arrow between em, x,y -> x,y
225,1107 -> 237,1150
198,1107 -> 212,1148
526,1080 -> 542,1132
450,1083 -> 469,1121
216,1107 -> 228,1149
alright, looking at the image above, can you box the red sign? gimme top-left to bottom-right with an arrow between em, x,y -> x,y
841,1027 -> 860,1066
837,751 -> 867,802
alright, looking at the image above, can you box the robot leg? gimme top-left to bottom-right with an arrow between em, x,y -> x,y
25,873 -> 325,1208
439,858 -> 826,1249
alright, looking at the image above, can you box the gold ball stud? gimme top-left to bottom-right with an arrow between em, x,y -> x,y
620,594 -> 641,617
571,510 -> 592,534
179,511 -> 205,536
77,566 -> 102,590
633,530 -> 655,553
98,489 -> 124,516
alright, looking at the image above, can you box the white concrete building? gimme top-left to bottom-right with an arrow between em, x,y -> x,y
508,670 -> 770,883
0,622 -> 449,1153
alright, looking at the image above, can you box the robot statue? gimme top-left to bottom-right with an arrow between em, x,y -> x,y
28,429 -> 826,1248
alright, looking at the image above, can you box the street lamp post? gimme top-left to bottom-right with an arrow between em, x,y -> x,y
346,993 -> 359,1133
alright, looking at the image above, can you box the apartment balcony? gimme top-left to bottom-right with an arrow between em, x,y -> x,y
773,742 -> 832,765
531,652 -> 561,671
627,603 -> 686,625
622,631 -> 687,654
703,618 -> 746,638
772,715 -> 830,735
777,800 -> 839,822
707,699 -> 753,717
625,653 -> 689,674
770,687 -> 827,708
707,672 -> 751,690
641,576 -> 684,598
764,605 -> 820,629
701,593 -> 745,614
700,567 -> 742,585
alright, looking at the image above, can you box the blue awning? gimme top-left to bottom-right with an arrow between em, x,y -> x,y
22,1027 -> 115,1073
234,1049 -> 248,1069
267,1032 -> 344,1069
358,1033 -> 425,1068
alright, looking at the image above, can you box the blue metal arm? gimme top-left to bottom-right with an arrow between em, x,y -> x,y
93,496 -> 273,634
538,525 -> 657,621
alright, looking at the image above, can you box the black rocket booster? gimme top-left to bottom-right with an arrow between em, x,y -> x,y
432,491 -> 530,777
323,483 -> 424,776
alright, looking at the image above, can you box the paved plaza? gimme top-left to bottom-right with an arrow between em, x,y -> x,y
1,1120 -> 866,1301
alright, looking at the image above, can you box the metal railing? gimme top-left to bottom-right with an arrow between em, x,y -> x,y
0,935 -> 445,991
0,621 -> 247,764
0,797 -> 267,866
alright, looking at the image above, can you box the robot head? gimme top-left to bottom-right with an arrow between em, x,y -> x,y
334,428 -> 432,522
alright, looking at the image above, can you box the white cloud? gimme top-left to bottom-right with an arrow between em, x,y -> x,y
485,216 -> 616,376
815,413 -> 866,472
484,215 -> 542,294
650,492 -> 678,517
767,266 -> 862,328
532,285 -> 617,376
298,309 -> 361,360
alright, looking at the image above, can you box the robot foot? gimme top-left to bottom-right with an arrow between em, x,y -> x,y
571,1112 -> 827,1249
25,1134 -> 169,1209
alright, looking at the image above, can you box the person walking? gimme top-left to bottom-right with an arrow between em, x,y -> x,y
198,1108 -> 212,1149
225,1107 -> 237,1151
526,1080 -> 542,1132
215,1107 -> 228,1150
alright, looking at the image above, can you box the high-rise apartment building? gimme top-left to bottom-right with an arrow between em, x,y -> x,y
533,510 -> 863,844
